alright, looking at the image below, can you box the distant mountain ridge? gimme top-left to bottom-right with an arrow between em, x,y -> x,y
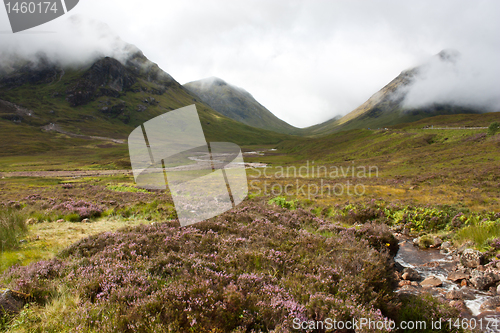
184,77 -> 297,134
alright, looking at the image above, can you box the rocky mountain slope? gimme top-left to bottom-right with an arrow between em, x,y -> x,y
0,51 -> 290,156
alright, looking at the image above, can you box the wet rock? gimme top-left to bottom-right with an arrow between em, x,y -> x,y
0,289 -> 30,317
399,285 -> 419,293
470,270 -> 500,290
398,280 -> 411,287
394,261 -> 405,272
459,287 -> 476,300
402,268 -> 421,281
448,271 -> 470,282
445,290 -> 463,300
460,249 -> 484,268
441,241 -> 452,250
421,276 -> 443,288
480,296 -> 500,311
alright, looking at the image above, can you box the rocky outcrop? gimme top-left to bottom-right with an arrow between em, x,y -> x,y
66,57 -> 136,107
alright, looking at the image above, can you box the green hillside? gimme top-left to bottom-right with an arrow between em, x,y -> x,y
0,53 -> 291,168
184,77 -> 297,135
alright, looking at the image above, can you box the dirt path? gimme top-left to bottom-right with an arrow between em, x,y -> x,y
0,170 -> 132,178
41,123 -> 125,144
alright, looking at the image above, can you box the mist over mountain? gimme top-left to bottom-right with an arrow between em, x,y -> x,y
0,15 -> 140,73
400,49 -> 500,112
299,49 -> 494,136
184,77 -> 297,134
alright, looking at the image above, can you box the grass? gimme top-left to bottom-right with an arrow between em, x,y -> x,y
0,216 -> 152,274
105,184 -> 149,193
0,207 -> 28,252
455,221 -> 500,252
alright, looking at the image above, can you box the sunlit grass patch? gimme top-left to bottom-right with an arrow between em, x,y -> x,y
105,184 -> 149,193
0,216 -> 151,273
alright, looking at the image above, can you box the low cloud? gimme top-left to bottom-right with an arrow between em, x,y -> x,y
400,49 -> 500,112
0,15 -> 137,70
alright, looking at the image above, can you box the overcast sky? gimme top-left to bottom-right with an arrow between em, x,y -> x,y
1,0 -> 499,128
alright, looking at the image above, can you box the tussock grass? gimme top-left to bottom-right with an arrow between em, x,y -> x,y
0,207 -> 28,252
455,221 -> 500,251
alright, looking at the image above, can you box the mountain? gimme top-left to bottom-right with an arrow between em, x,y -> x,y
184,77 -> 297,134
0,51 -> 290,157
300,50 -> 486,137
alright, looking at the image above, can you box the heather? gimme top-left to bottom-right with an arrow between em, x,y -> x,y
0,199 -> 462,332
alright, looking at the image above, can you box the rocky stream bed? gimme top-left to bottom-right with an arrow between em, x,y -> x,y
395,234 -> 500,332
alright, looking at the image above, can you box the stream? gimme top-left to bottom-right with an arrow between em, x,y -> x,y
395,235 -> 500,332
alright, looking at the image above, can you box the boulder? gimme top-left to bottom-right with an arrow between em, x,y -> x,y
402,268 -> 421,281
421,276 -> 443,288
447,271 -> 470,282
445,290 -> 463,300
470,270 -> 500,290
459,287 -> 476,300
398,280 -> 411,287
460,249 -> 483,268
480,296 -> 500,312
0,289 -> 30,317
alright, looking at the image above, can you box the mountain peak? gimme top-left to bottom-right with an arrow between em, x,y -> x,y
189,76 -> 228,87
184,77 -> 296,134
436,49 -> 460,63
